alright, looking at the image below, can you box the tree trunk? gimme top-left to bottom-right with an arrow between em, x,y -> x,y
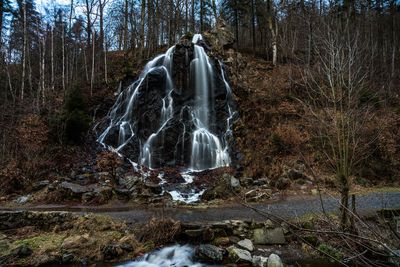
251,0 -> 256,53
267,0 -> 277,66
185,0 -> 188,33
41,37 -> 46,105
0,0 -> 3,47
51,27 -> 55,91
234,0 -> 239,49
91,30 -> 95,96
124,0 -> 129,50
200,0 -> 204,32
21,0 -> 27,100
62,15 -> 66,92
191,0 -> 195,32
140,0 -> 146,57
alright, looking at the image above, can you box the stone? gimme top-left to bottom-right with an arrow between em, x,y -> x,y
253,228 -> 285,245
62,234 -> 89,249
59,182 -> 92,194
227,246 -> 252,263
102,244 -> 124,260
213,237 -> 230,246
197,244 -> 224,263
252,255 -> 268,267
267,253 -> 283,267
144,182 -> 163,195
237,239 -> 254,252
14,195 -> 30,204
62,253 -> 75,263
11,244 -> 32,258
230,176 -> 240,188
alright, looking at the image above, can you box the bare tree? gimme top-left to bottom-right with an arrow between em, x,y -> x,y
300,22 -> 378,229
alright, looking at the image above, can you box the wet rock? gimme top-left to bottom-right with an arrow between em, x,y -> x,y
197,244 -> 224,263
11,244 -> 32,258
267,253 -> 283,267
237,239 -> 254,252
252,255 -> 268,267
62,253 -> 75,264
253,228 -> 285,245
59,181 -> 92,194
102,244 -> 124,260
62,234 -> 89,249
120,175 -> 140,190
144,182 -> 163,195
227,246 -> 252,263
14,195 -> 30,204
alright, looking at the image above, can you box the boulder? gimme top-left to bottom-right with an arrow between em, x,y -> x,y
252,255 -> 268,267
61,253 -> 75,264
227,246 -> 252,263
59,182 -> 92,194
14,195 -> 30,204
62,234 -> 89,249
102,244 -> 124,260
253,228 -> 285,245
197,244 -> 224,263
267,253 -> 283,267
237,239 -> 254,252
230,176 -> 240,188
11,244 -> 32,258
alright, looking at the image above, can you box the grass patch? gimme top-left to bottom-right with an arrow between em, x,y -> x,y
11,233 -> 65,253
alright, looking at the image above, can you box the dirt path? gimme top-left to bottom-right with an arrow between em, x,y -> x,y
1,191 -> 399,223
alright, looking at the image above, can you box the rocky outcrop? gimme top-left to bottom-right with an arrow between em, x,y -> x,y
0,211 -> 75,230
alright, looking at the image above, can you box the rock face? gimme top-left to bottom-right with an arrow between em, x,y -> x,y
227,246 -> 253,263
97,34 -> 237,171
197,244 -> 224,263
253,227 -> 286,245
237,239 -> 254,252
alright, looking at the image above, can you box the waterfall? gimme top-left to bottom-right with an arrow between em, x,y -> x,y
97,34 -> 236,202
116,245 -> 207,267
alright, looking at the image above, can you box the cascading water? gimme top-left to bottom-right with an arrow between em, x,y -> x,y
97,34 -> 236,202
115,245 -> 212,267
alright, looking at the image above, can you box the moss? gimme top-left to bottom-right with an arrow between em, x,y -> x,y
11,233 -> 65,253
317,243 -> 344,261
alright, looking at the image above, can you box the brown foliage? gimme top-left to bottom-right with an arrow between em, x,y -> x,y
139,217 -> 181,245
96,151 -> 123,183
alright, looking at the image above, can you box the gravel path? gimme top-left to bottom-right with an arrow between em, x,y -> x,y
1,191 -> 399,223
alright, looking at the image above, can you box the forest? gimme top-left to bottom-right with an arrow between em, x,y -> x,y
0,0 -> 399,266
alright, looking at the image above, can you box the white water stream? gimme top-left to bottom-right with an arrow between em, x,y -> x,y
98,34 -> 236,203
